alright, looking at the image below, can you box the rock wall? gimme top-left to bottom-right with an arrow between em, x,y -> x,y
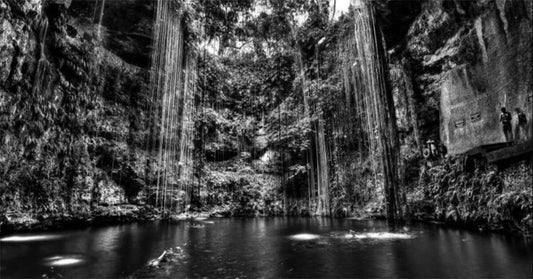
394,0 -> 532,153
439,1 -> 532,154
387,0 -> 533,235
0,0 -> 157,231
408,156 -> 533,237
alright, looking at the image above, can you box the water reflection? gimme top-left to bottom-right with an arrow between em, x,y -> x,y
289,233 -> 320,240
1,218 -> 532,278
44,255 -> 84,266
0,234 -> 63,242
343,232 -> 413,239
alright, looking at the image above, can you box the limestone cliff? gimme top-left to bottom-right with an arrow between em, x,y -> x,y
0,0 -> 156,231
387,0 -> 532,236
390,0 -> 532,154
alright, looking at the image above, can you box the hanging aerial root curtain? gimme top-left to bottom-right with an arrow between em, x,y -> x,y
338,0 -> 402,221
148,0 -> 197,215
90,0 -> 106,40
292,19 -> 331,216
32,14 -> 49,95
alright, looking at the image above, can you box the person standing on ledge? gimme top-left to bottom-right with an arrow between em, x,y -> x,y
514,108 -> 528,141
500,107 -> 513,143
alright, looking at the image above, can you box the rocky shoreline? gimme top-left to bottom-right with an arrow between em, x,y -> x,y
3,207 -> 531,240
0,204 -> 161,235
406,156 -> 533,238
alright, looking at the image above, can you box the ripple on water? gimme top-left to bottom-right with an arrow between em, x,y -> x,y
44,255 -> 84,266
289,233 -> 320,240
345,232 -> 414,240
189,224 -> 205,229
0,235 -> 63,242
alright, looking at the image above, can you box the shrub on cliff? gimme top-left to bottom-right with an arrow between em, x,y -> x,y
408,156 -> 533,236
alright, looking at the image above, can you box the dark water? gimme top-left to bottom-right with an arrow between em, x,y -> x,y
1,218 -> 532,278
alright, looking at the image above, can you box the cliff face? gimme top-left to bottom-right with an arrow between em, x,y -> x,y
0,0 -> 156,231
388,0 -> 532,235
392,0 -> 532,153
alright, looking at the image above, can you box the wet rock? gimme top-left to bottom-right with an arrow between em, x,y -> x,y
139,246 -> 187,278
9,0 -> 42,15
0,19 -> 15,83
68,0 -> 153,67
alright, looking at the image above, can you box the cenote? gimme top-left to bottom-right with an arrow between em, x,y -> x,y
1,218 -> 532,278
2,0 -> 533,278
